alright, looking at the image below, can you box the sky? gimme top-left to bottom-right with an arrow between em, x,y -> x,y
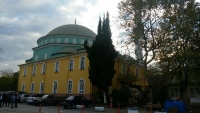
0,0 -> 200,73
0,0 -> 121,73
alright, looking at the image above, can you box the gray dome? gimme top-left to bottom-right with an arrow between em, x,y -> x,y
46,24 -> 96,38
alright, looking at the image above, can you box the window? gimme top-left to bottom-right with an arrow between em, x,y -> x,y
122,64 -> 126,75
170,87 -> 180,97
135,68 -> 139,76
57,38 -> 60,43
69,59 -> 74,71
41,64 -> 46,74
30,82 -> 34,93
35,55 -> 38,61
40,82 -> 44,94
73,38 -> 76,44
53,81 -> 58,94
79,79 -> 84,94
80,57 -> 85,69
65,38 -> 68,43
40,42 -> 43,46
189,87 -> 200,97
32,65 -> 36,75
23,67 -> 27,76
54,61 -> 59,73
50,39 -> 53,43
21,83 -> 25,92
81,40 -> 84,44
67,80 -> 72,94
45,40 -> 47,44
44,53 -> 48,59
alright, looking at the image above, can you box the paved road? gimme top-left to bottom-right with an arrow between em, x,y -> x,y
0,103 -> 150,113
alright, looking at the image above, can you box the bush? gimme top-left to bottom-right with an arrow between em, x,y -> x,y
111,85 -> 132,102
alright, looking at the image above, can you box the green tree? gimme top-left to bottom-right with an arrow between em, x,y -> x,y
13,71 -> 19,91
158,0 -> 200,98
0,76 -> 14,91
84,12 -> 118,103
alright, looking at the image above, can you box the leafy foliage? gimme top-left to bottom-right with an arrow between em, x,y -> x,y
111,85 -> 132,102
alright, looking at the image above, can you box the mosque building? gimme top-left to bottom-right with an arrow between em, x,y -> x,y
17,23 -> 147,101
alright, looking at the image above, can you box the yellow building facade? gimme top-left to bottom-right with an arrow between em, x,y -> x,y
17,24 -> 147,101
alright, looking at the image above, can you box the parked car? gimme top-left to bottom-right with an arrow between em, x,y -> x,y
26,94 -> 44,105
60,96 -> 92,109
20,94 -> 30,103
33,94 -> 68,106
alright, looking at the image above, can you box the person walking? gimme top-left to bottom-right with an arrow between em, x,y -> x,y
7,93 -> 11,107
10,92 -> 16,109
0,93 -> 2,107
2,93 -> 8,107
14,92 -> 19,108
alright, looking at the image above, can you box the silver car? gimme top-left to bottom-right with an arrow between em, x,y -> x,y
26,94 -> 44,105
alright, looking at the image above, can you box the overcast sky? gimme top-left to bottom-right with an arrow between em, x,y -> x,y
0,0 -> 121,72
0,0 -> 199,73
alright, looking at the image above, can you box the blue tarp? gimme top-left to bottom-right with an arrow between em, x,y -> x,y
164,100 -> 186,113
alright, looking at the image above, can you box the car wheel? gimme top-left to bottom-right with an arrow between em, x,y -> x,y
28,103 -> 31,105
64,105 -> 68,109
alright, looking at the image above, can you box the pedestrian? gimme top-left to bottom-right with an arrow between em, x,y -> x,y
0,93 -> 2,107
10,92 -> 16,109
14,92 -> 19,107
2,93 -> 8,107
7,93 -> 11,107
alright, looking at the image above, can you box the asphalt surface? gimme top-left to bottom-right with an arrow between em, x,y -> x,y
0,103 -> 150,113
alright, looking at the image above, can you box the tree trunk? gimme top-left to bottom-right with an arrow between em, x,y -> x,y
103,90 -> 107,104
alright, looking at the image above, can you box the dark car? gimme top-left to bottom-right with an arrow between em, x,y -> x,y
61,96 -> 92,109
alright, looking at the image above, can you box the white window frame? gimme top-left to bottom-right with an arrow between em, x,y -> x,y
57,38 -> 60,43
54,61 -> 60,73
78,79 -> 84,94
52,81 -> 58,94
41,63 -> 46,74
189,87 -> 200,97
80,56 -> 85,70
69,58 -> 74,71
44,53 -> 48,59
30,82 -> 35,93
40,82 -> 44,94
81,40 -> 84,44
35,55 -> 38,61
65,38 -> 68,43
23,67 -> 27,76
50,39 -> 53,43
169,87 -> 180,97
67,80 -> 73,94
32,65 -> 37,75
21,83 -> 25,92
73,38 -> 76,44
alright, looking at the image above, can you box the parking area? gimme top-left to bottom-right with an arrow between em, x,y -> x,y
0,103 -> 150,113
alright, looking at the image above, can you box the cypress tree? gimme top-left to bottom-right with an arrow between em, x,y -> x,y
84,12 -> 117,103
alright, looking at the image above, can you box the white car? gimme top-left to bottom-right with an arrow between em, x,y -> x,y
26,94 -> 44,105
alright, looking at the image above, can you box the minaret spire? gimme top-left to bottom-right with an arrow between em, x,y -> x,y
75,18 -> 76,25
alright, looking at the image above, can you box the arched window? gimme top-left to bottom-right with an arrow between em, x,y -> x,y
53,81 -> 58,94
69,59 -> 74,71
23,67 -> 27,76
44,53 -> 48,59
32,65 -> 37,75
79,79 -> 84,94
50,39 -> 53,43
35,55 -> 38,61
40,82 -> 44,94
81,40 -> 84,44
45,40 -> 47,44
73,38 -> 76,44
54,61 -> 59,73
41,64 -> 46,74
67,80 -> 72,94
57,38 -> 60,43
30,82 -> 34,93
80,56 -> 85,70
65,38 -> 68,43
21,83 -> 25,92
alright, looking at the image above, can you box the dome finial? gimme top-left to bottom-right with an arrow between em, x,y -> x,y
75,18 -> 76,25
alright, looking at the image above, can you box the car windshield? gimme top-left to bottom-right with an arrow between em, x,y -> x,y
42,95 -> 48,98
66,96 -> 74,100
